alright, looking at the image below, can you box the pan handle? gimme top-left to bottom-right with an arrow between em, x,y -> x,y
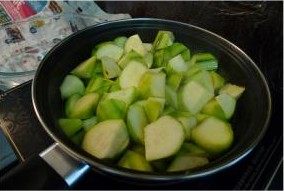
0,143 -> 90,189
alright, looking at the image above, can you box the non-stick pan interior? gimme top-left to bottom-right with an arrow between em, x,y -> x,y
32,19 -> 271,181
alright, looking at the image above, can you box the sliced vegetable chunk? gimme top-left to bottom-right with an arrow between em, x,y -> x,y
180,81 -> 213,114
82,119 -> 129,159
127,103 -> 148,144
167,154 -> 209,172
219,83 -> 245,99
153,31 -> 174,50
118,150 -> 152,172
211,71 -> 225,91
71,56 -> 96,79
124,34 -> 146,56
82,116 -> 98,132
119,61 -> 148,89
101,56 -> 121,79
97,99 -> 127,121
191,117 -> 233,154
144,116 -> 184,161
143,97 -> 165,122
68,93 -> 100,119
58,118 -> 82,137
216,93 -> 236,119
96,43 -> 123,62
139,71 -> 166,98
60,75 -> 85,99
105,87 -> 138,106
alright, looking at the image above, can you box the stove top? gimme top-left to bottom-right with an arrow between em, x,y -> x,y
0,81 -> 282,189
0,2 -> 283,189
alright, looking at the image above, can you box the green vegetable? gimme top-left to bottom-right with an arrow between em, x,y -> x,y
167,54 -> 188,73
219,84 -> 245,99
139,71 -> 166,99
166,73 -> 183,91
144,116 -> 184,161
143,97 -> 165,122
114,36 -> 128,47
191,117 -> 233,154
82,116 -> 98,132
127,102 -> 148,144
153,31 -> 174,50
60,75 -> 85,99
124,34 -> 146,56
97,99 -> 127,121
181,143 -> 209,158
119,61 -> 148,89
118,150 -> 152,172
85,77 -> 113,94
179,81 -> 213,114
101,56 -> 121,79
211,71 -> 225,91
167,154 -> 209,172
59,31 -> 245,173
58,118 -> 82,137
71,56 -> 96,79
68,93 -> 100,119
96,43 -> 123,62
82,119 -> 129,159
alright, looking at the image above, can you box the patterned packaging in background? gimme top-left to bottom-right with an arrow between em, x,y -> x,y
0,0 -> 130,91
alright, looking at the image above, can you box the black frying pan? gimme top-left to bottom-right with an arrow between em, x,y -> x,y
0,18 -> 271,189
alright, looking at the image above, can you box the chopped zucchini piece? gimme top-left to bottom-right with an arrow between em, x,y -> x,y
68,93 -> 100,119
71,56 -> 96,79
58,118 -> 82,137
118,50 -> 143,69
144,116 -> 184,161
211,71 -> 225,91
65,94 -> 81,117
153,31 -> 174,50
101,56 -> 121,79
105,87 -> 138,106
82,119 -> 129,159
165,85 -> 178,109
139,71 -> 166,98
180,81 -> 213,114
181,143 -> 209,158
167,54 -> 188,73
114,36 -> 128,47
190,70 -> 214,95
191,117 -> 233,154
167,154 -> 209,172
119,61 -> 148,89
144,52 -> 154,68
96,43 -> 123,62
60,75 -> 85,99
188,53 -> 216,66
143,97 -> 165,122
118,150 -> 152,172
216,93 -> 236,119
202,99 -> 226,120
219,84 -> 245,99
166,73 -> 183,90
85,77 -> 113,94
143,43 -> 153,52
124,34 -> 146,56
196,59 -> 218,71
96,99 -> 127,121
127,103 -> 148,144
176,115 -> 197,141
82,116 -> 98,132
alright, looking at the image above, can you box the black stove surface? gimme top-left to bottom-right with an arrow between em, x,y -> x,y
0,1 -> 283,190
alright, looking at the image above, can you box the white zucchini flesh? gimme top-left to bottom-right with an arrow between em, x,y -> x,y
144,116 -> 184,161
82,119 -> 129,159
